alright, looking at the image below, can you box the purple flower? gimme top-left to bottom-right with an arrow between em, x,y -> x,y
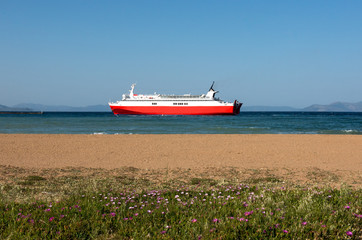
45,209 -> 51,212
213,218 -> 218,223
49,217 -> 55,222
283,230 -> 288,233
302,222 -> 307,226
160,231 -> 166,234
344,206 -> 350,209
191,219 -> 197,223
346,231 -> 353,236
110,212 -> 116,217
245,211 -> 253,216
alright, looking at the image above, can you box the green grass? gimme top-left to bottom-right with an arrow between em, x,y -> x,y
0,174 -> 361,239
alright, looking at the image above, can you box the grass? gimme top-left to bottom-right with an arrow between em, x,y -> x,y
190,178 -> 217,186
0,166 -> 361,239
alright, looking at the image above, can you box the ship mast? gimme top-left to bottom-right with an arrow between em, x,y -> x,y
129,84 -> 136,99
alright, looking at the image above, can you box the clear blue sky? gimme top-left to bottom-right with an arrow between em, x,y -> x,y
1,1 -> 361,108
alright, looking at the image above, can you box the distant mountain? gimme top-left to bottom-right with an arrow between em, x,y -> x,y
241,106 -> 300,111
0,104 -> 34,112
3,101 -> 361,112
13,103 -> 111,112
303,101 -> 362,112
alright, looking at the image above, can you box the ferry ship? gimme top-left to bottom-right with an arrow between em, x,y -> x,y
109,82 -> 242,115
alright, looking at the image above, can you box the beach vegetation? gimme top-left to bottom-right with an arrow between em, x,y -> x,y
0,167 -> 360,239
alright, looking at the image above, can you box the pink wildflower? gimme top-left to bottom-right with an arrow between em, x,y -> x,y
302,222 -> 307,226
346,231 -> 353,236
49,217 -> 55,222
344,206 -> 350,209
283,230 -> 288,233
191,219 -> 197,223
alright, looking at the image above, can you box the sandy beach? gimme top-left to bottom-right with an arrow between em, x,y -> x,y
1,134 -> 361,187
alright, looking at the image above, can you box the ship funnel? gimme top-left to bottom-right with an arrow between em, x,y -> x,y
206,82 -> 218,99
209,81 -> 215,91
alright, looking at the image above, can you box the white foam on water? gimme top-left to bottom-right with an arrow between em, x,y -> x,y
342,129 -> 359,134
93,132 -> 106,135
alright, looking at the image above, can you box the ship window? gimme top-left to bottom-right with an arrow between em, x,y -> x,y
173,103 -> 177,105
184,103 -> 188,105
152,103 -> 157,105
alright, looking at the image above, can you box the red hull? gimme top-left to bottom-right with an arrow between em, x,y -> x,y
110,105 -> 237,115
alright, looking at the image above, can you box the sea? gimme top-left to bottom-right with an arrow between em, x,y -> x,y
0,112 -> 361,134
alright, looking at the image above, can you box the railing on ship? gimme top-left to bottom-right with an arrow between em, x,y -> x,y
160,95 -> 204,99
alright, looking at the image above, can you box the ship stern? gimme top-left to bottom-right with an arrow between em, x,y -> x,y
233,100 -> 242,115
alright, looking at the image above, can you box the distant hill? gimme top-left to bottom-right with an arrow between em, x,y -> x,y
303,101 -> 362,112
12,103 -> 111,112
0,104 -> 34,112
241,106 -> 300,111
2,101 -> 361,112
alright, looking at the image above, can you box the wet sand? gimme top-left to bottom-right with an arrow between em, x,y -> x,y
1,134 -> 361,186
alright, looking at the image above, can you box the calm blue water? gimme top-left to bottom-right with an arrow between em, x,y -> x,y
0,112 -> 361,134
